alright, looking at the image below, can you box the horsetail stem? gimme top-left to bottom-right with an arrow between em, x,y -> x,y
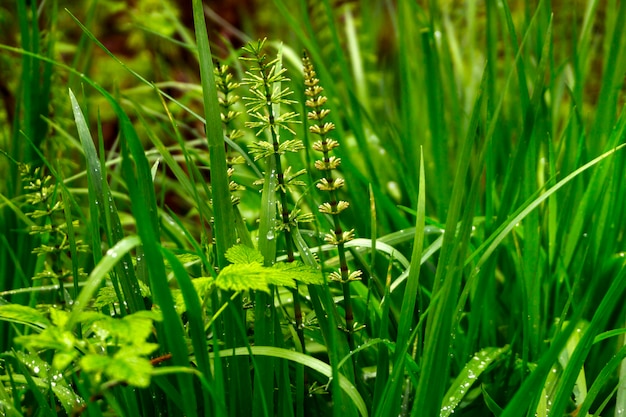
303,52 -> 362,346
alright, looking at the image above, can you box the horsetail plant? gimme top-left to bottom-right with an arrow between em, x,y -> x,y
302,53 -> 362,347
241,39 -> 312,351
240,39 -> 313,414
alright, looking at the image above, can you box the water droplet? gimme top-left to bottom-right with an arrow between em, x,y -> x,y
266,230 -> 275,240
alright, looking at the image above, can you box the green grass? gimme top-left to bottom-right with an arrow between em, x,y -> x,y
1,0 -> 626,416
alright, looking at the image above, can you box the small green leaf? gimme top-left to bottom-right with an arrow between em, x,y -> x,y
80,354 -> 110,381
94,281 -> 151,308
15,326 -> 76,353
216,264 -> 272,293
270,261 -> 323,285
49,308 -> 70,328
164,252 -> 202,271
15,327 -> 79,370
172,276 -> 214,313
93,286 -> 120,308
225,244 -> 265,265
0,304 -> 50,329
108,353 -> 153,388
118,341 -> 160,357
92,313 -> 156,346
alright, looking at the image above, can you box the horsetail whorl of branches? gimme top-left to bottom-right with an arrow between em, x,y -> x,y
241,39 -> 311,235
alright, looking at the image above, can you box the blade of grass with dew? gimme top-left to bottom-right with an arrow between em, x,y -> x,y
215,346 -> 368,417
143,94 -> 213,223
161,247 -> 213,415
562,110 -> 626,272
466,142 -> 626,278
12,356 -> 55,417
504,264 -> 626,416
119,135 -> 197,417
440,346 -> 510,417
69,89 -> 145,315
191,0 -> 236,264
254,155 -> 278,417
292,228 -> 353,417
411,71 -> 485,416
65,235 -> 140,329
191,3 -> 252,415
519,15 -> 553,364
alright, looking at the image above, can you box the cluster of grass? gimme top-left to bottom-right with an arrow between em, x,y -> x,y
1,0 -> 626,416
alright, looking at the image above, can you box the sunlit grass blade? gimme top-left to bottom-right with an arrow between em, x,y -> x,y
411,68 -> 485,416
467,142 -> 626,273
191,0 -> 236,265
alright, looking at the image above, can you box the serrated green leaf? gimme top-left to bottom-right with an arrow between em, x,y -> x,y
82,349 -> 158,388
15,327 -> 79,370
15,326 -> 76,352
109,353 -> 153,388
53,350 -> 80,371
92,313 -> 155,346
0,304 -> 50,329
80,354 -> 110,379
130,309 -> 163,322
172,277 -> 214,313
49,308 -> 70,328
93,286 -> 120,308
216,264 -> 271,293
225,244 -> 265,265
270,261 -> 323,285
74,311 -> 107,326
93,281 -> 151,308
118,342 -> 160,357
163,252 -> 202,271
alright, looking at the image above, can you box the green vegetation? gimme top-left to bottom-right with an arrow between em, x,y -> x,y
1,0 -> 626,416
